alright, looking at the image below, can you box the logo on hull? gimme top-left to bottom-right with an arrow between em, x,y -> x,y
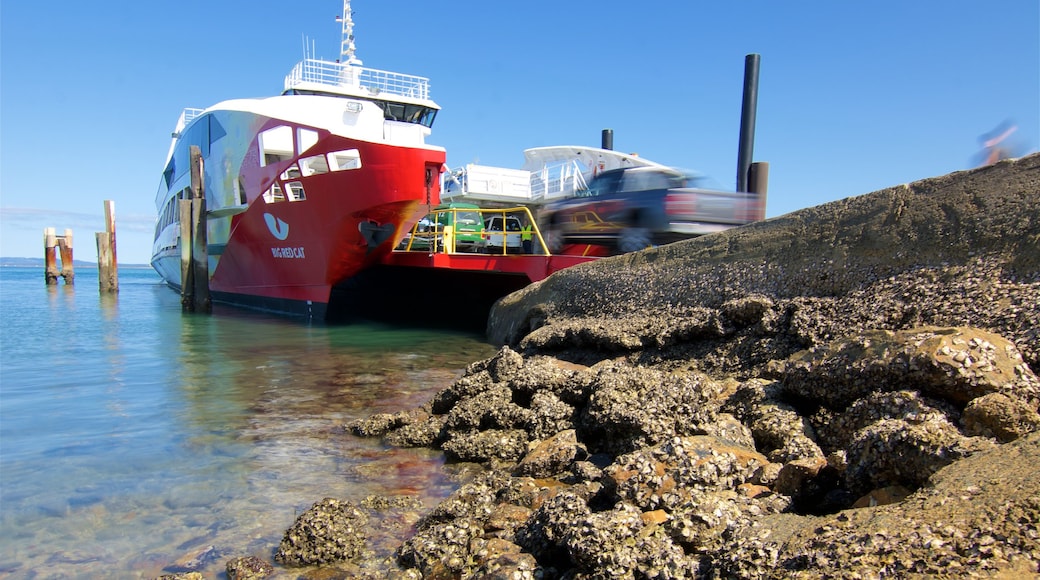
264,213 -> 289,240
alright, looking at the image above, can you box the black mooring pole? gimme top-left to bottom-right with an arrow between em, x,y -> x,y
736,53 -> 760,192
601,128 -> 614,151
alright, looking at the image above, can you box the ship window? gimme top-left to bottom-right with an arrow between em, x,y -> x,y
299,154 -> 330,176
280,164 -> 302,181
234,177 -> 247,205
258,125 -> 293,167
383,102 -> 405,121
209,115 -> 227,144
328,149 -> 362,171
262,182 -> 285,203
297,128 -> 318,153
286,181 -> 306,201
163,162 -> 175,189
377,101 -> 437,128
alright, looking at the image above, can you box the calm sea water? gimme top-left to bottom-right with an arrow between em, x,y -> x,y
0,266 -> 498,578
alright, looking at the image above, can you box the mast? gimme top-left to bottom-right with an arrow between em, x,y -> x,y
337,0 -> 362,65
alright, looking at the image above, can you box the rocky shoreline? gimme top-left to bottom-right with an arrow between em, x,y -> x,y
163,155 -> 1039,579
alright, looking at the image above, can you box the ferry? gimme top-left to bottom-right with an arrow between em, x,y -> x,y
150,0 -> 445,319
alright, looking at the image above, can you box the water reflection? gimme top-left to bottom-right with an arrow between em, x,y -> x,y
1,268 -> 499,578
45,282 -> 75,311
98,288 -> 119,321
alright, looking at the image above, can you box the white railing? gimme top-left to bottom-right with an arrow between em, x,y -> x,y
442,159 -> 590,205
174,108 -> 205,136
284,58 -> 431,101
530,159 -> 588,201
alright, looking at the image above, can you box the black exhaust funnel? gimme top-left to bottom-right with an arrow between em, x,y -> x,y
736,54 -> 760,192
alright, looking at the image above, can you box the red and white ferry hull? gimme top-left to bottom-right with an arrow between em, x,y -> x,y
152,87 -> 445,319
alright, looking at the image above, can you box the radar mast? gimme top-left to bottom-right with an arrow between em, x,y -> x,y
337,0 -> 362,65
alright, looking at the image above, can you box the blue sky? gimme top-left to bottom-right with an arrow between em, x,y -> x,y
2,1 -> 1037,265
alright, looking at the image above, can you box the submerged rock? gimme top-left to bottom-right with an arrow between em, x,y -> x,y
225,556 -> 274,580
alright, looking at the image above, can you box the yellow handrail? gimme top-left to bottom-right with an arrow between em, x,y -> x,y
478,206 -> 548,256
395,206 -> 549,255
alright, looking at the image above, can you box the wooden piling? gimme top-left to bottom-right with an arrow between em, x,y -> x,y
44,227 -> 59,285
180,145 -> 211,313
179,199 -> 195,309
58,229 -> 74,285
748,161 -> 769,221
749,161 -> 769,195
96,200 -> 119,292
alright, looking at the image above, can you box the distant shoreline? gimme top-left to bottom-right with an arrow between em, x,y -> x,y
1,258 -> 152,269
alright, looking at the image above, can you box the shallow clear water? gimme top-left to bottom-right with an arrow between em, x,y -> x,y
0,266 -> 497,578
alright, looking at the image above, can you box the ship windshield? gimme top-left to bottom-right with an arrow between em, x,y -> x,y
282,89 -> 437,128
378,101 -> 437,128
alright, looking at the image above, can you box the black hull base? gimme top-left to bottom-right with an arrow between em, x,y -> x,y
163,281 -> 329,320
328,265 -> 532,334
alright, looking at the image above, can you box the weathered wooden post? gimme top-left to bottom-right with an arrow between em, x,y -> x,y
748,161 -> 769,221
181,145 -> 211,313
58,229 -> 74,285
44,227 -> 60,285
179,198 -> 195,308
96,200 -> 118,292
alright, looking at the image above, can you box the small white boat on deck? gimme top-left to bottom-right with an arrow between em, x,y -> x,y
441,146 -> 665,206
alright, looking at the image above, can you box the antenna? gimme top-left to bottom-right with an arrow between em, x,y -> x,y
335,0 -> 361,65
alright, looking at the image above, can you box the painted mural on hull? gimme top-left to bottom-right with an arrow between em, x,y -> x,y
150,1 -> 445,318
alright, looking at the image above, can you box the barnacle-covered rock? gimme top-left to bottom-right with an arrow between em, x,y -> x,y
699,412 -> 757,451
562,503 -> 698,579
443,384 -> 522,432
721,294 -> 777,330
419,471 -> 507,528
346,156 -> 1040,578
396,517 -> 484,577
383,414 -> 446,448
514,490 -> 591,563
518,308 -> 727,353
961,392 -> 1040,442
843,418 -> 995,496
780,327 -> 1040,410
712,432 -> 1040,578
486,346 -> 525,383
225,556 -> 274,580
665,488 -> 781,554
513,429 -> 583,478
909,328 -> 1040,406
505,355 -> 591,405
469,537 -> 542,579
526,391 -> 576,440
274,498 -> 367,566
442,429 -> 529,463
430,368 -> 495,414
812,390 -> 960,452
605,436 -> 769,511
579,361 -> 723,455
723,379 -> 824,463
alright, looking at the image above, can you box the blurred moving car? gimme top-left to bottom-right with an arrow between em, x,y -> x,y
540,166 -> 765,253
483,215 -> 523,254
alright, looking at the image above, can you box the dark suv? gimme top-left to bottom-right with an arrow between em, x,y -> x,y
540,166 -> 763,253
